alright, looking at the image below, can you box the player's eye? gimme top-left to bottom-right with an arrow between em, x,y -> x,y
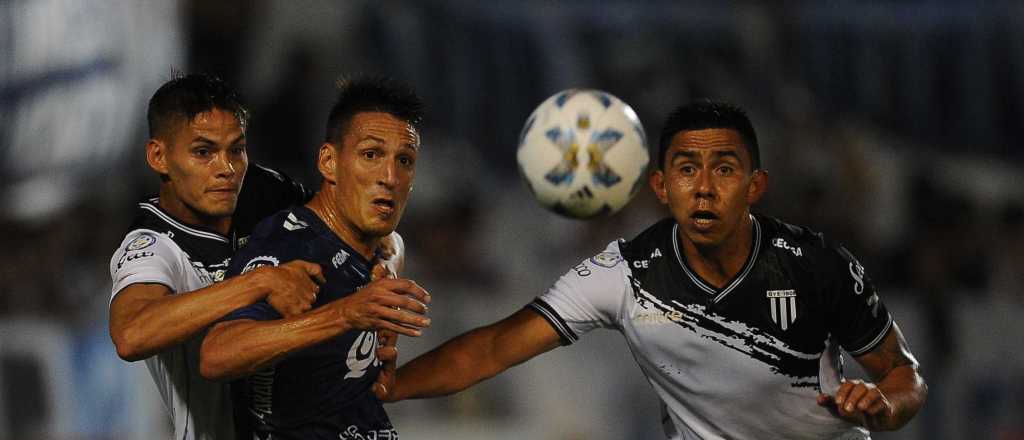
230,145 -> 247,155
193,147 -> 211,157
679,164 -> 697,175
397,154 -> 415,167
716,165 -> 734,176
362,149 -> 379,160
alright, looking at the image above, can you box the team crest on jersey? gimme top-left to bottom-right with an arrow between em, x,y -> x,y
126,233 -> 156,251
767,289 -> 798,330
242,256 -> 280,274
589,252 -> 621,268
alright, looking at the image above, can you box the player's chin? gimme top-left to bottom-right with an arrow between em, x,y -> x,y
362,219 -> 399,238
202,200 -> 238,218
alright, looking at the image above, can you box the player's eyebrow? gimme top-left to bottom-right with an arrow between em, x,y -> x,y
229,134 -> 246,147
190,133 -> 245,146
670,150 -> 699,163
189,136 -> 217,146
713,150 -> 741,162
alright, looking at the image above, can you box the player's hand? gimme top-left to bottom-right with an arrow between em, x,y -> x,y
258,260 -> 326,318
373,329 -> 399,402
331,277 -> 430,337
817,379 -> 895,430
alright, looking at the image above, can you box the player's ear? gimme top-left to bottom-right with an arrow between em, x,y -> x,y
649,169 -> 669,204
747,168 -> 768,204
146,139 -> 170,177
317,142 -> 337,184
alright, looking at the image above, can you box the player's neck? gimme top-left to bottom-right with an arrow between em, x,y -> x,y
679,215 -> 754,289
306,190 -> 378,261
158,187 -> 231,235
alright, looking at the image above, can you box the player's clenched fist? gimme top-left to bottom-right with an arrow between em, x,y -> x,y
817,379 -> 895,430
330,277 -> 431,337
255,260 -> 326,318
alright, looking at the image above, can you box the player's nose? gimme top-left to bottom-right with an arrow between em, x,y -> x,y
377,157 -> 399,188
213,151 -> 236,178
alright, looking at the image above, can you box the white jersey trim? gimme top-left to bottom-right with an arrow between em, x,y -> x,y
140,199 -> 230,243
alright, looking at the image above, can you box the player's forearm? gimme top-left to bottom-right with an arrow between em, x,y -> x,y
200,307 -> 348,381
111,275 -> 268,361
392,327 -> 505,400
874,365 -> 927,431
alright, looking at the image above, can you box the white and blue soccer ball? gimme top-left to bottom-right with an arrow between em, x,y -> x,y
517,89 -> 649,219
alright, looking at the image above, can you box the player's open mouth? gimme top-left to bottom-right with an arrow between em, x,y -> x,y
372,198 -> 395,215
691,210 -> 718,229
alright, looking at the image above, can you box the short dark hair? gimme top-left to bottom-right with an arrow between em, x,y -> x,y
657,101 -> 761,170
147,73 -> 248,141
324,76 -> 424,144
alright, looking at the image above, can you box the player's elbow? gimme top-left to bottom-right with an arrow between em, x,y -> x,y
110,327 -> 149,362
199,338 -> 235,381
200,328 -> 253,382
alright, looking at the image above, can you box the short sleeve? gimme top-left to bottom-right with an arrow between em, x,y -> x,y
220,253 -> 284,322
109,230 -> 182,303
527,241 -> 630,345
827,245 -> 893,356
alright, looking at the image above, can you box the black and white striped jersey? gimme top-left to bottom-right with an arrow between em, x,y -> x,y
529,214 -> 891,440
108,164 -> 309,440
109,200 -> 239,440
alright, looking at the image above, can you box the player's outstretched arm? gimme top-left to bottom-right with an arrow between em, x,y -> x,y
378,308 -> 562,402
816,323 -> 927,431
200,277 -> 431,381
109,261 -> 324,362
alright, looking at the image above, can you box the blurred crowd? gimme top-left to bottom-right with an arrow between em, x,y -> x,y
2,1 -> 1023,439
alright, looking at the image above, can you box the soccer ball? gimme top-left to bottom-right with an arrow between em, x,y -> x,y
517,89 -> 649,219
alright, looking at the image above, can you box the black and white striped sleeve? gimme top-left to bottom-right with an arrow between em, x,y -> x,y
526,242 -> 629,345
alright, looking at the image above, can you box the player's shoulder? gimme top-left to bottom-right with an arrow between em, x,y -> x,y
110,227 -> 184,276
115,227 -> 179,257
233,207 -> 321,268
618,217 -> 675,260
249,206 -> 321,242
757,213 -> 861,268
581,239 -> 628,271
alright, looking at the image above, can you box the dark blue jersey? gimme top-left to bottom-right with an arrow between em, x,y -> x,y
223,206 -> 396,440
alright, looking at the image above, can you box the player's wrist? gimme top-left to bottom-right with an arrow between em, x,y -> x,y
239,267 -> 274,301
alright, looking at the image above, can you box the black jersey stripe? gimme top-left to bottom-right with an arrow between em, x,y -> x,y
526,299 -> 578,345
846,315 -> 893,356
139,202 -> 230,243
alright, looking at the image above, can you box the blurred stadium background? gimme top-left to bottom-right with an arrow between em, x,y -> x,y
2,1 -> 1023,439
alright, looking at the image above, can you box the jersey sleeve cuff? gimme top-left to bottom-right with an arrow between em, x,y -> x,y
845,315 -> 893,356
526,298 -> 578,346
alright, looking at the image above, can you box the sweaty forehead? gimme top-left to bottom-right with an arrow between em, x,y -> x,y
667,128 -> 750,163
348,112 -> 419,146
189,109 -> 244,134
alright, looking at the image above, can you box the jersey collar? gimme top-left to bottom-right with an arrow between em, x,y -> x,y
671,214 -> 762,304
139,198 -> 231,244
